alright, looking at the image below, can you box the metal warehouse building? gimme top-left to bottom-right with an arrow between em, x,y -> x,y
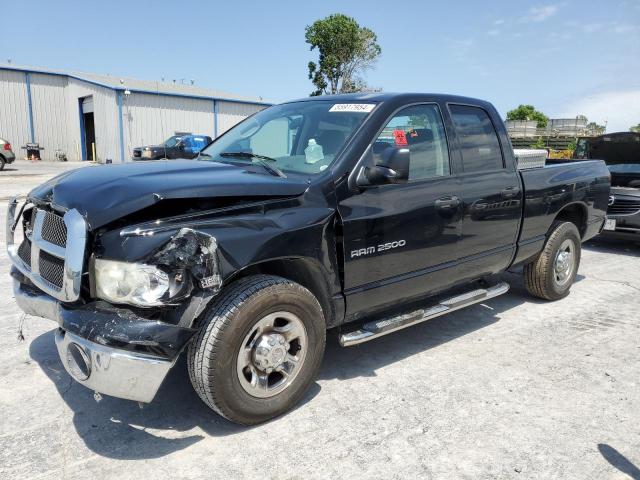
0,64 -> 271,162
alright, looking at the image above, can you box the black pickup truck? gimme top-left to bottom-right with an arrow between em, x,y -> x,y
575,132 -> 640,240
7,93 -> 609,425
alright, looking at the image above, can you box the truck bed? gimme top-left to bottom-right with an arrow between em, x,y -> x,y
513,159 -> 610,265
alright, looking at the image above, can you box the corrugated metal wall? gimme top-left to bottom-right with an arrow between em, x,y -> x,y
66,78 -> 119,162
0,69 -> 30,153
217,101 -> 265,135
30,73 -> 69,158
122,93 -> 213,157
0,67 -> 268,163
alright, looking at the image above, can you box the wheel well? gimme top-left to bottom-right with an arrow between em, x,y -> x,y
229,258 -> 335,326
553,203 -> 587,238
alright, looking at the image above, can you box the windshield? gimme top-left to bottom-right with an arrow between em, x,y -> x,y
199,101 -> 375,175
163,136 -> 182,148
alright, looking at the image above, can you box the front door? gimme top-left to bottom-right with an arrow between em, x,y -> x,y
339,103 -> 462,318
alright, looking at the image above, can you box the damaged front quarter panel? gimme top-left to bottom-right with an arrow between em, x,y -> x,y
93,191 -> 343,332
149,227 -> 222,293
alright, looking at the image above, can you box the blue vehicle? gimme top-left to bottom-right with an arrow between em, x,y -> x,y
132,134 -> 212,160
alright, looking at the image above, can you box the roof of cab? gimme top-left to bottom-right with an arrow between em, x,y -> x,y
282,92 -> 491,106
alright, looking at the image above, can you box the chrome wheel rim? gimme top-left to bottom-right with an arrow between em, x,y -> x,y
554,239 -> 575,286
236,311 -> 307,398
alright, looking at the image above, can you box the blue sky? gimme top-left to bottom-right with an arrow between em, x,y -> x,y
2,0 -> 639,131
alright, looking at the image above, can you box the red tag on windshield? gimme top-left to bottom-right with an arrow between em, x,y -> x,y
393,129 -> 408,146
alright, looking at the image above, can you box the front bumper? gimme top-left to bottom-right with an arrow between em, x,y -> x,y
13,277 -> 196,403
54,329 -> 174,403
601,225 -> 640,241
604,189 -> 640,240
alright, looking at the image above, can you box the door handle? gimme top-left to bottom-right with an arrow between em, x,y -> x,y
501,186 -> 520,199
435,196 -> 460,209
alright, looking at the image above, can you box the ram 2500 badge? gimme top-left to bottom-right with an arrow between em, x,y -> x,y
7,93 -> 610,425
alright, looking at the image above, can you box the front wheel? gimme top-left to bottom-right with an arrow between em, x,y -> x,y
524,221 -> 581,300
187,275 -> 326,425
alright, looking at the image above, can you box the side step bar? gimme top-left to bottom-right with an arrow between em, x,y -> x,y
339,282 -> 509,347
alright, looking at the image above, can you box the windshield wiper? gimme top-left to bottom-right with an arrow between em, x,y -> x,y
251,158 -> 287,178
220,151 -> 278,162
219,151 -> 286,177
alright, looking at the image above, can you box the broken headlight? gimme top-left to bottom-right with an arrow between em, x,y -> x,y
94,259 -> 169,307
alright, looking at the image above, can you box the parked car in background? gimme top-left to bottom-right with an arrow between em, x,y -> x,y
575,132 -> 640,240
0,138 -> 16,170
132,134 -> 212,160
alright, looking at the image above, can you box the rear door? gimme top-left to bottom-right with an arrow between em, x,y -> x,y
447,104 -> 522,278
339,103 -> 462,317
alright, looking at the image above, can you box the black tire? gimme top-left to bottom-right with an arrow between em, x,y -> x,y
524,221 -> 581,300
187,275 -> 326,425
0,156 -> 5,171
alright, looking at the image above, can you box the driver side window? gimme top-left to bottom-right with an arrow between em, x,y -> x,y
375,104 -> 450,180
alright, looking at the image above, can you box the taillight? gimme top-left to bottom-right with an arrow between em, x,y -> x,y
3,143 -> 11,151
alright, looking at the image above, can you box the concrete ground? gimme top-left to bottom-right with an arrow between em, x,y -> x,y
1,161 -> 639,480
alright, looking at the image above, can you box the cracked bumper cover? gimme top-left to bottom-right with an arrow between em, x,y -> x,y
13,276 -> 197,403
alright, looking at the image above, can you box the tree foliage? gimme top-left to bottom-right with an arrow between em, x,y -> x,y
631,124 -> 640,133
506,104 -> 549,128
586,121 -> 605,134
305,14 -> 381,96
530,136 -> 546,149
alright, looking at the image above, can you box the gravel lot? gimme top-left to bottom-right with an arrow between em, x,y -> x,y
1,161 -> 639,480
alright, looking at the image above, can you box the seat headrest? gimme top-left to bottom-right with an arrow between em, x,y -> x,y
406,128 -> 434,145
317,130 -> 346,154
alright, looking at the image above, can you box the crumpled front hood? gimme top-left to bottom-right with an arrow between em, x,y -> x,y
28,160 -> 309,229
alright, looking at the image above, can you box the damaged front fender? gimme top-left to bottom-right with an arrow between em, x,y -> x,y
149,228 -> 222,292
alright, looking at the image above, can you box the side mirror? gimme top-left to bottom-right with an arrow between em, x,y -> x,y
357,146 -> 410,187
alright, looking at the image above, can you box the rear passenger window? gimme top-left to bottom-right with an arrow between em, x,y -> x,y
449,105 -> 504,172
375,104 -> 450,180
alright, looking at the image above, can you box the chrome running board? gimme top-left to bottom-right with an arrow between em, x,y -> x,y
339,282 -> 510,347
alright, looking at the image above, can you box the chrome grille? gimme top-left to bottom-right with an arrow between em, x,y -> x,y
6,198 -> 87,302
41,211 -> 67,247
608,198 -> 640,216
17,239 -> 31,267
39,251 -> 65,288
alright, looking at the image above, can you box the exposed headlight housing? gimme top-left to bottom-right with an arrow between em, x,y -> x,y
94,258 -> 169,307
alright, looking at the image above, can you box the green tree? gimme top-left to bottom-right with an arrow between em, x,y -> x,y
586,121 -> 605,134
305,14 -> 381,96
506,104 -> 549,128
631,124 -> 640,133
530,136 -> 546,149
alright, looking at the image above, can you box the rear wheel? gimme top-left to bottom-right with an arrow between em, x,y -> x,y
187,275 -> 326,425
0,156 -> 5,171
524,221 -> 581,300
